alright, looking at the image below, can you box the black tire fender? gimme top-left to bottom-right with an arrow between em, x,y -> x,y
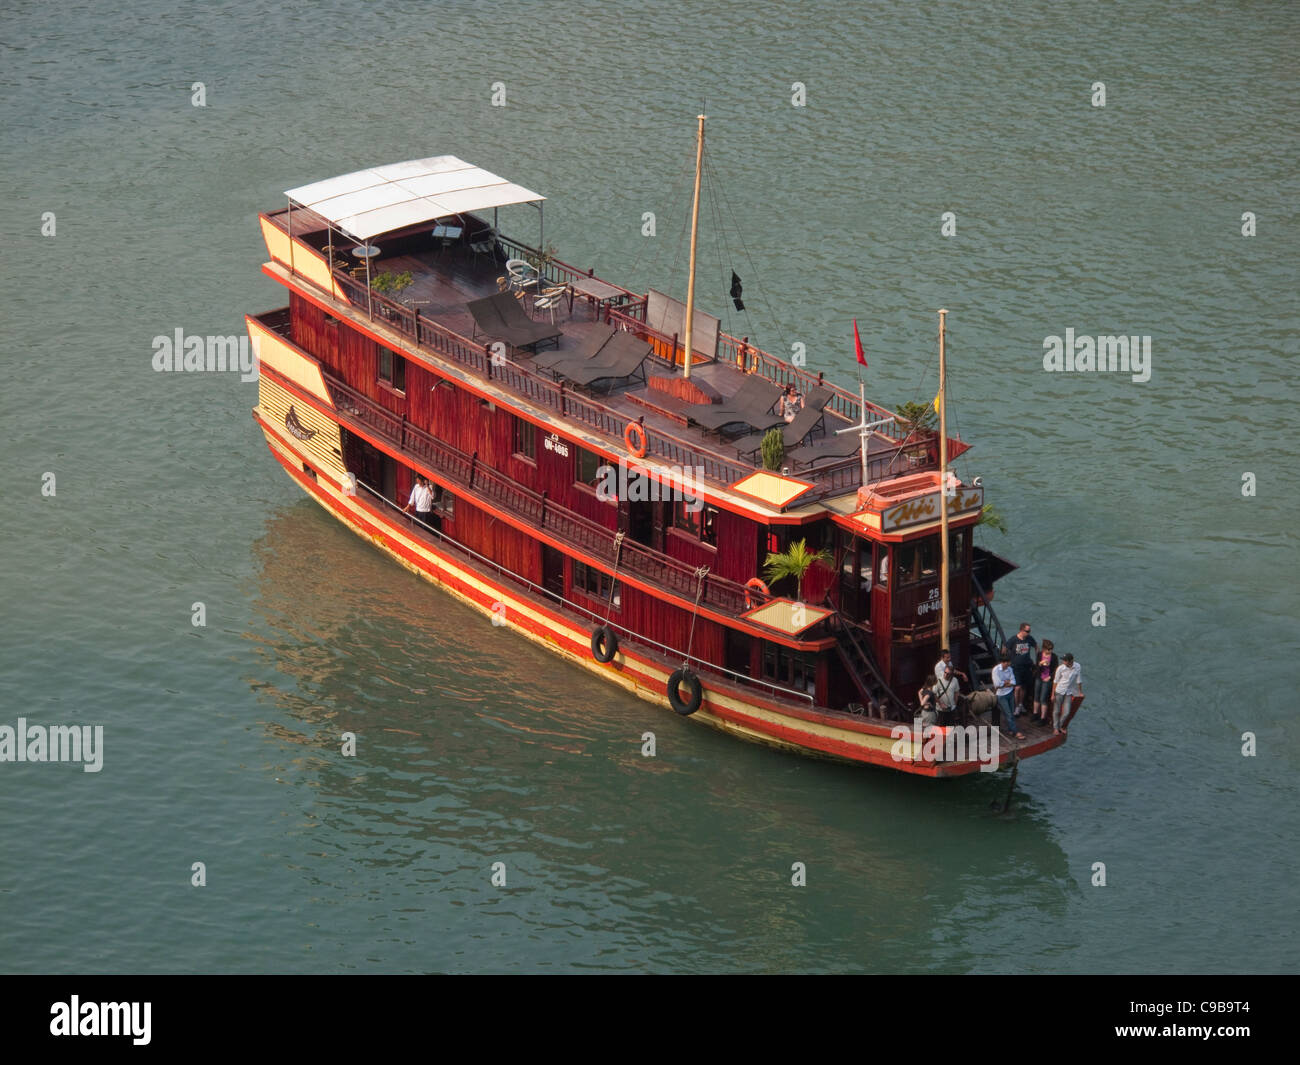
591,625 -> 618,663
667,668 -> 703,716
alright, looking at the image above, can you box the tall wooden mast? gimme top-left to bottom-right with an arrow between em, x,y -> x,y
938,308 -> 950,650
682,113 -> 706,380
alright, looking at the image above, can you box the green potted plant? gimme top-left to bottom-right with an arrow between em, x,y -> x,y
760,427 -> 784,472
370,270 -> 414,296
894,400 -> 937,465
977,502 -> 1008,534
762,538 -> 832,601
524,243 -> 559,278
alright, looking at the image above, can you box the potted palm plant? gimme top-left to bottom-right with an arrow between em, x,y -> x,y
894,400 -> 937,466
762,538 -> 832,601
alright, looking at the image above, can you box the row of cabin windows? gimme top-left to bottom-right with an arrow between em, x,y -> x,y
838,528 -> 968,592
519,423 -> 722,548
572,560 -> 620,610
762,643 -> 817,694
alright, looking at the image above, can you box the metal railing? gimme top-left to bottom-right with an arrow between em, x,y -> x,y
353,479 -> 815,707
325,373 -> 755,616
272,219 -> 946,503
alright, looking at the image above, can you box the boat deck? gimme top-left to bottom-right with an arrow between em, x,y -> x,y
270,208 -> 922,499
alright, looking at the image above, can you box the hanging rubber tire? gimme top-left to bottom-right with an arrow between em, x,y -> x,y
623,421 -> 648,458
591,625 -> 618,663
667,668 -> 703,716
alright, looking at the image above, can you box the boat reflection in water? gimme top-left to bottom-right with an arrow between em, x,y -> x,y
242,504 -> 1071,972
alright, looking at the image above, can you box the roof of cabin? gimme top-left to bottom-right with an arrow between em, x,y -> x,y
285,156 -> 544,242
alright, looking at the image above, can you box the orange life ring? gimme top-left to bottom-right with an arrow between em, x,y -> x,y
744,577 -> 770,610
623,421 -> 648,458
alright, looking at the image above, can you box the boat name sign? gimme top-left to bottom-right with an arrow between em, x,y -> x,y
882,486 -> 982,532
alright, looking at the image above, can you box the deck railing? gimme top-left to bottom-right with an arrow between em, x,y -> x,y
353,478 -> 815,706
291,232 -> 936,502
325,373 -> 756,616
331,270 -> 759,487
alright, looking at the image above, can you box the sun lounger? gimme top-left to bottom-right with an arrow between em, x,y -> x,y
731,386 -> 835,457
467,291 -> 562,352
531,326 -> 616,371
683,375 -> 783,433
551,331 -> 651,388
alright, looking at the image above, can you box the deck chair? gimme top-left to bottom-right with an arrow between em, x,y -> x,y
532,326 -> 616,371
552,332 -> 651,388
467,292 -> 562,352
684,376 -> 783,432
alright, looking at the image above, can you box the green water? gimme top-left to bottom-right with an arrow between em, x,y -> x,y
1,0 -> 1296,973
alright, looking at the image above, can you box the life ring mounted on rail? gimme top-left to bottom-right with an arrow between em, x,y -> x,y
744,577 -> 770,611
623,421 -> 648,459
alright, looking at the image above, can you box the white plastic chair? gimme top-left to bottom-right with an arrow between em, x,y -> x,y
532,285 -> 569,324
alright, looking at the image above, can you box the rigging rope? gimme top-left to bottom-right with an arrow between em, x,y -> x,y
682,565 -> 710,670
604,531 -> 625,624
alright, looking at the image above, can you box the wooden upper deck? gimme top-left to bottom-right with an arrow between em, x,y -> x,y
262,207 -> 968,514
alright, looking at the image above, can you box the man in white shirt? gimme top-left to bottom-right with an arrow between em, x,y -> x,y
933,649 -> 966,716
404,475 -> 434,526
1051,654 -> 1083,735
991,653 -> 1017,732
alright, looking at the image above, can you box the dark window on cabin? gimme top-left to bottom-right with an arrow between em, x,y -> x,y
761,642 -> 817,694
575,447 -> 602,487
672,500 -> 718,546
302,463 -> 316,481
765,526 -> 791,556
898,531 -> 967,585
672,499 -> 700,537
437,490 -> 454,520
877,547 -> 890,588
950,528 -> 968,572
379,347 -> 406,392
513,417 -> 536,461
572,560 -> 620,609
898,535 -> 939,585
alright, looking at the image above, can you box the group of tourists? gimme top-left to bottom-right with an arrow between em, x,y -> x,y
999,621 -> 1084,735
920,621 -> 1085,740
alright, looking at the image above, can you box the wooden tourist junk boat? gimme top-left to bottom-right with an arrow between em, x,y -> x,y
246,128 -> 1065,777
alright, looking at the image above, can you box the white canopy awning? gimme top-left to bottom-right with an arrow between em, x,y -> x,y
285,156 -> 545,241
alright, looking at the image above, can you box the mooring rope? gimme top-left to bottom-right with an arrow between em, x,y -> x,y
603,531 -> 625,624
682,564 -> 711,669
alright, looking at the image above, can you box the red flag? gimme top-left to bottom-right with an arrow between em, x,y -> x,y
853,319 -> 867,367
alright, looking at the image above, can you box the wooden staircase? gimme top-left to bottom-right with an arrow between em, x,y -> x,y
831,614 -> 909,719
969,569 -> 1009,690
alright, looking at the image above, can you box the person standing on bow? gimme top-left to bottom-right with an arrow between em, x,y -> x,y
991,652 -> 1017,731
1051,653 -> 1083,735
1006,622 -> 1038,717
933,649 -> 966,722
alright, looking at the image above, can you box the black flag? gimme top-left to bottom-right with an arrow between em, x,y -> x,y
730,271 -> 744,311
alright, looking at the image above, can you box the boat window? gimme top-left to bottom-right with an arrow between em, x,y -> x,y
898,535 -> 940,585
761,642 -> 817,693
575,447 -> 602,487
877,548 -> 889,588
673,499 -> 700,537
950,528 -> 967,572
378,347 -> 406,392
672,501 -> 718,546
513,416 -> 536,461
572,560 -> 620,609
